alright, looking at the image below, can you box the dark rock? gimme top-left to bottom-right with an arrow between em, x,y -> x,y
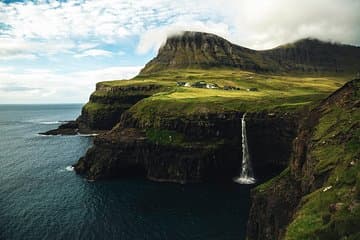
40,121 -> 79,135
73,110 -> 298,183
74,127 -> 240,183
247,170 -> 302,240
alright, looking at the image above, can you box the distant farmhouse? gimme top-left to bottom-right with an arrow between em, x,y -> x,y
176,81 -> 258,91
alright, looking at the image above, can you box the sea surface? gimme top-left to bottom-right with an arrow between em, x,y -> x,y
0,104 -> 251,240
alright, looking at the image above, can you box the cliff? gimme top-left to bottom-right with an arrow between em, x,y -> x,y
74,111 -> 297,182
247,79 -> 360,240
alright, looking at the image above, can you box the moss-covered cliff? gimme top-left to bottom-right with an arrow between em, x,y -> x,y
77,80 -> 171,130
74,110 -> 297,182
247,79 -> 360,240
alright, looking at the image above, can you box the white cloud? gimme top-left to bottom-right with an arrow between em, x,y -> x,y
1,0 -> 360,103
0,66 -> 142,104
136,0 -> 360,51
0,37 -> 75,60
74,49 -> 113,58
0,54 -> 37,61
77,43 -> 99,51
205,0 -> 360,49
1,0 -> 359,57
137,21 -> 230,54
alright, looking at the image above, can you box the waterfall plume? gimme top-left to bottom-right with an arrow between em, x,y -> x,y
234,113 -> 256,184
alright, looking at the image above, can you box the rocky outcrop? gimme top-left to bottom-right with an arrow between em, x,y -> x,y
246,79 -> 360,240
40,121 -> 80,135
74,110 -> 298,183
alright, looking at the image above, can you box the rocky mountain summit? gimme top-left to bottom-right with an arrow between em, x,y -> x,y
141,31 -> 360,74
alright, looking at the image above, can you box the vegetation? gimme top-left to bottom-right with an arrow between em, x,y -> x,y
76,31 -> 360,239
255,167 -> 290,193
122,69 -> 349,125
284,83 -> 360,240
146,128 -> 185,145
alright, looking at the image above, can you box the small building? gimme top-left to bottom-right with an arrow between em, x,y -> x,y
223,85 -> 240,90
192,81 -> 208,88
206,83 -> 219,89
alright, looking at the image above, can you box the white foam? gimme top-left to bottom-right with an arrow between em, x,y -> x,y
39,121 -> 62,125
66,166 -> 74,171
77,133 -> 99,137
233,177 -> 256,184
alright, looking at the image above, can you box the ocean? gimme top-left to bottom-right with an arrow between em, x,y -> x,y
0,104 -> 251,240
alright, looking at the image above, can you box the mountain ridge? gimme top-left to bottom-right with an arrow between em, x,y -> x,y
140,31 -> 360,75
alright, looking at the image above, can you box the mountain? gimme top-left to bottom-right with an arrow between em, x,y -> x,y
141,31 -> 360,74
140,31 -> 269,73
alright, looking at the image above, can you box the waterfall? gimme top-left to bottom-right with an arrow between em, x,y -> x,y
234,113 -> 256,184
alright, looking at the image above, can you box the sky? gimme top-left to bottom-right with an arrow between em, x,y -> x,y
0,0 -> 359,103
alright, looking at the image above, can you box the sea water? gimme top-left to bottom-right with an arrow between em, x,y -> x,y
0,104 -> 251,240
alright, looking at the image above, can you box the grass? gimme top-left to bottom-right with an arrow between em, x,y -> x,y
284,84 -> 360,240
145,128 -> 225,147
255,167 -> 290,193
85,68 -> 352,132
146,128 -> 185,145
115,69 -> 349,125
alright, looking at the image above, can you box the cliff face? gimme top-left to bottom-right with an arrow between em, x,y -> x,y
74,111 -> 298,183
247,79 -> 360,240
141,32 -> 360,74
41,81 -> 170,135
77,82 -> 167,130
140,32 -> 270,74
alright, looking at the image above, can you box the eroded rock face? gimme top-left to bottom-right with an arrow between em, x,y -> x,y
246,170 -> 302,240
73,127 -> 241,182
74,111 -> 298,183
246,79 -> 360,240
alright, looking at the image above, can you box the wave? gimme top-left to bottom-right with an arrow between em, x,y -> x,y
66,166 -> 74,171
77,133 -> 99,137
39,121 -> 63,125
24,120 -> 68,125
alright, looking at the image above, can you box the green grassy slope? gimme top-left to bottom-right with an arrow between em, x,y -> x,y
284,81 -> 360,240
122,69 -> 348,125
